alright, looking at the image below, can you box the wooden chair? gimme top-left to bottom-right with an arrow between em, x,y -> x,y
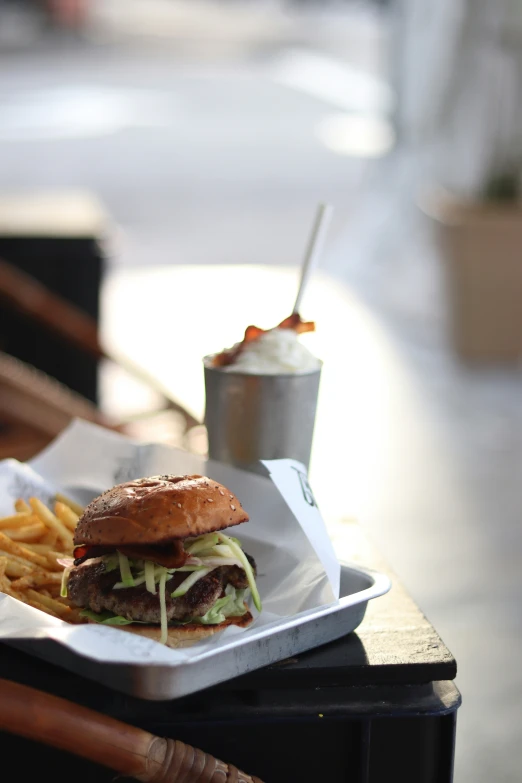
0,349 -> 117,460
0,679 -> 264,782
0,258 -> 201,460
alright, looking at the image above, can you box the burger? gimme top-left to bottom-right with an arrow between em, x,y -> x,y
62,474 -> 261,647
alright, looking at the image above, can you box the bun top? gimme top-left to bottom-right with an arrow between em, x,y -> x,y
73,475 -> 249,547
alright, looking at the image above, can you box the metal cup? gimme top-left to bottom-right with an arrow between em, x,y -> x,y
204,358 -> 322,474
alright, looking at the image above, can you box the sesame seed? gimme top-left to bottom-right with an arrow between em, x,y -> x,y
177,503 -> 182,508
207,498 -> 214,502
230,504 -> 236,511
219,490 -> 224,496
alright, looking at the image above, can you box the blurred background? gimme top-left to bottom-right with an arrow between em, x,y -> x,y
1,0 -> 522,780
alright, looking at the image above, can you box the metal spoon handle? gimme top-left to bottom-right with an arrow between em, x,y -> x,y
293,202 -> 333,314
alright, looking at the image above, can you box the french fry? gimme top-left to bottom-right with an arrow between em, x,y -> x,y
3,560 -> 32,579
2,521 -> 46,542
8,576 -> 31,591
24,541 -> 69,568
54,493 -> 84,517
68,613 -> 85,625
25,589 -> 72,619
10,569 -> 63,590
0,548 -> 35,568
20,542 -> 54,553
14,499 -> 30,513
0,580 -> 19,598
40,529 -> 58,547
45,584 -> 62,599
0,512 -> 32,530
22,595 -> 60,618
0,495 -> 82,624
52,603 -> 85,624
54,501 -> 79,533
0,532 -> 48,568
0,549 -> 35,577
29,498 -> 74,549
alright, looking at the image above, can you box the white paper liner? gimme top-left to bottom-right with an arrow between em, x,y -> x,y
0,420 -> 340,666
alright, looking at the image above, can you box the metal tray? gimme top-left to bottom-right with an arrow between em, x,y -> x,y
10,564 -> 390,701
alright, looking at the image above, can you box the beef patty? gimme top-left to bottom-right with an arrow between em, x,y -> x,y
67,554 -> 256,624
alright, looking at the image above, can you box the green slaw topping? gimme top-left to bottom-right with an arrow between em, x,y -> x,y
66,531 -> 261,642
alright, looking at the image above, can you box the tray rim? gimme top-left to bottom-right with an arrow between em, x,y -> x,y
4,562 -> 391,670
183,561 -> 391,666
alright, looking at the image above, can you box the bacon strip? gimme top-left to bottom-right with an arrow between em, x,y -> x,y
73,545 -> 113,566
73,541 -> 188,568
118,541 -> 187,568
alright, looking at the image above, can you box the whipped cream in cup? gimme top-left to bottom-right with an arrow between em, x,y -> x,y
204,326 -> 322,473
222,328 -> 320,375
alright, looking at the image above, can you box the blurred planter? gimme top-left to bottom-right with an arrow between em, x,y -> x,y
423,189 -> 522,362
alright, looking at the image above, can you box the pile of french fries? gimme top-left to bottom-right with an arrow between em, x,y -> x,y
0,493 -> 85,624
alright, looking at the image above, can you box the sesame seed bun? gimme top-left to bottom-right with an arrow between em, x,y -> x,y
73,475 -> 249,547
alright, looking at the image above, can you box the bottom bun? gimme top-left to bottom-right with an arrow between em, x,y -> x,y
107,609 -> 254,649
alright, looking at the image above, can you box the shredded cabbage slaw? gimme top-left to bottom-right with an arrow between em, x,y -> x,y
68,531 -> 261,641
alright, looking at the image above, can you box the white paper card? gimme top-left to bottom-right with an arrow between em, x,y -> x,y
0,420 -> 340,666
